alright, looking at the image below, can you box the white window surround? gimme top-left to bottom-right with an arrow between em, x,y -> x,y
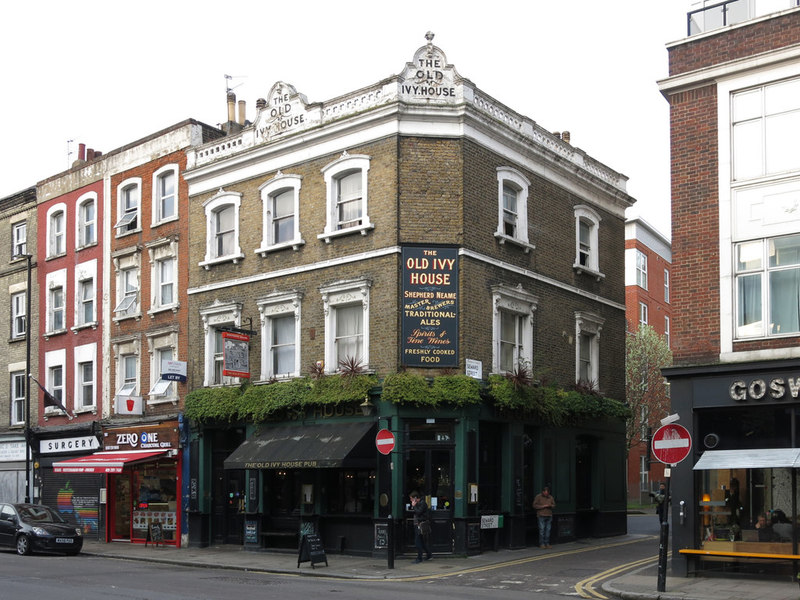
573,205 -> 604,280
112,337 -> 140,399
200,190 -> 244,269
147,329 -> 179,404
494,167 -> 534,253
73,343 -> 97,414
318,152 -> 374,243
45,269 -> 67,336
575,310 -> 604,386
12,220 -> 26,258
320,278 -> 371,373
200,300 -> 242,386
46,203 -> 67,258
718,63 -> 800,359
147,237 -> 180,316
10,369 -> 25,426
257,172 -> 305,254
152,164 -> 179,225
636,250 -> 648,289
115,177 -> 142,235
664,268 -> 670,303
72,259 -> 97,331
257,291 -> 303,380
664,315 -> 671,348
75,192 -> 97,249
491,284 -> 538,374
112,249 -> 141,321
639,301 -> 648,326
44,348 -> 66,418
11,291 -> 26,339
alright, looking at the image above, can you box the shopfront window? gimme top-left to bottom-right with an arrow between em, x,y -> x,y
324,470 -> 375,514
131,462 -> 178,542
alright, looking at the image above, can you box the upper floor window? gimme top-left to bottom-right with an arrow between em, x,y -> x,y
75,346 -> 96,410
492,284 -> 538,374
77,194 -> 97,248
11,292 -> 26,339
321,278 -> 370,373
664,315 -> 671,348
201,191 -> 243,268
735,234 -> 800,338
148,331 -> 178,401
11,371 -> 25,426
153,166 -> 178,224
495,167 -> 533,252
50,286 -> 65,332
113,250 -> 140,319
319,152 -> 374,243
639,302 -> 649,327
575,311 -> 604,387
118,354 -> 138,397
200,301 -> 242,386
147,238 -> 178,314
573,205 -> 603,279
49,365 -> 64,413
11,221 -> 26,258
664,269 -> 670,303
47,205 -> 66,257
636,250 -> 648,289
732,77 -> 800,182
258,291 -> 303,380
115,179 -> 141,234
258,173 -> 304,254
78,278 -> 95,326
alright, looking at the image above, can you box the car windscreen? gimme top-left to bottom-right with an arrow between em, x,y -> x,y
17,505 -> 65,524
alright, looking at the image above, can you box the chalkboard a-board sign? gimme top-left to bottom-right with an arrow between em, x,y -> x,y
297,533 -> 328,568
374,523 -> 389,549
146,522 -> 163,547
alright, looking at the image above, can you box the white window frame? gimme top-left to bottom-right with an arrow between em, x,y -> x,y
200,190 -> 244,268
491,284 -> 538,374
575,311 -> 604,387
573,205 -> 604,280
113,250 -> 140,320
47,203 -> 66,258
10,369 -> 25,426
46,269 -> 67,335
115,178 -> 141,235
76,192 -> 97,248
257,172 -> 304,254
152,164 -> 178,225
44,348 -> 66,417
147,238 -> 179,315
11,291 -> 26,339
77,277 -> 95,327
12,221 -> 26,258
147,330 -> 178,403
200,301 -> 242,386
639,302 -> 649,327
636,250 -> 648,289
257,291 -> 303,380
318,152 -> 374,243
494,167 -> 534,252
74,343 -> 96,413
320,278 -> 370,373
664,268 -> 670,303
113,338 -> 140,399
664,315 -> 671,348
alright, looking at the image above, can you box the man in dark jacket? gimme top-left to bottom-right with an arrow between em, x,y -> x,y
410,491 -> 432,563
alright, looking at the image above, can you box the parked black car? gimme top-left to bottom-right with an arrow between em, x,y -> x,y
0,503 -> 83,555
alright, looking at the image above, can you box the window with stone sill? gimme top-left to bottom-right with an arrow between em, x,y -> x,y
573,205 -> 604,280
318,152 -> 374,243
257,173 -> 305,255
153,165 -> 178,224
77,193 -> 97,248
200,301 -> 242,386
321,279 -> 370,373
200,191 -> 244,268
258,291 -> 302,380
115,178 -> 141,235
47,205 -> 66,258
147,238 -> 179,315
495,167 -> 534,253
492,284 -> 538,375
575,311 -> 604,387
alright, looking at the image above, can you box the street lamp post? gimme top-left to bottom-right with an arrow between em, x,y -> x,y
15,253 -> 32,503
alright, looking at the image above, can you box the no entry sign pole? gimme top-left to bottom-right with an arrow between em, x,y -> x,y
376,428 -> 396,569
651,423 -> 692,593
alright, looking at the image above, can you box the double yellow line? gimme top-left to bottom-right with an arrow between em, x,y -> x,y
575,554 -> 659,599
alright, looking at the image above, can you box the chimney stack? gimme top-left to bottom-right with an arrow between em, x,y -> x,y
87,148 -> 95,160
227,92 -> 236,123
238,99 -> 246,125
78,143 -> 86,161
562,131 -> 571,144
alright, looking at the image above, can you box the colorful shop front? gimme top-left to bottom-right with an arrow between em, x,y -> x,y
187,398 -> 627,556
53,421 -> 182,546
664,359 -> 800,577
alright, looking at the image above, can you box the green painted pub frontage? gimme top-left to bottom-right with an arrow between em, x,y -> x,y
185,399 -> 627,556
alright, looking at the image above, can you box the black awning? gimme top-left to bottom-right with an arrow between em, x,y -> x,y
223,422 -> 376,470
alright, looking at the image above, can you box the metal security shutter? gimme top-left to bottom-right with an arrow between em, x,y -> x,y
40,465 -> 104,540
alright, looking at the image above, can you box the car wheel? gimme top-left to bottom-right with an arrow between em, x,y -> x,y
16,534 -> 31,556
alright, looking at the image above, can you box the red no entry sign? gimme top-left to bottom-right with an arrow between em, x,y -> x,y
376,429 -> 395,455
652,423 -> 692,465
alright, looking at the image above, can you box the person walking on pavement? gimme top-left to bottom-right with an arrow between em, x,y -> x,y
410,491 -> 432,563
533,485 -> 556,548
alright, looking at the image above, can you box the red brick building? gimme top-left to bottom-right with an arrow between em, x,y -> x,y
660,1 -> 800,577
624,217 -> 671,503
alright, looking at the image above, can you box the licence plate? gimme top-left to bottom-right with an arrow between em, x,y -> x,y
55,538 -> 73,544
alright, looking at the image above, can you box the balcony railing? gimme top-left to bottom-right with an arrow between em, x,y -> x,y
688,0 -> 800,36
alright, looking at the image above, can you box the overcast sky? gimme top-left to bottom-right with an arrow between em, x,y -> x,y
1,1 -> 688,238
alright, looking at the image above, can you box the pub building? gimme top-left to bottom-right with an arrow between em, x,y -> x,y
52,421 -> 182,545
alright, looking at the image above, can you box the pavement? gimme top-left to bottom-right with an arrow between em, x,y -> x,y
78,536 -> 800,600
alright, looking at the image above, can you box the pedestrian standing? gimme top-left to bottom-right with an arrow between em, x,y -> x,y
410,491 -> 432,563
533,486 -> 556,548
